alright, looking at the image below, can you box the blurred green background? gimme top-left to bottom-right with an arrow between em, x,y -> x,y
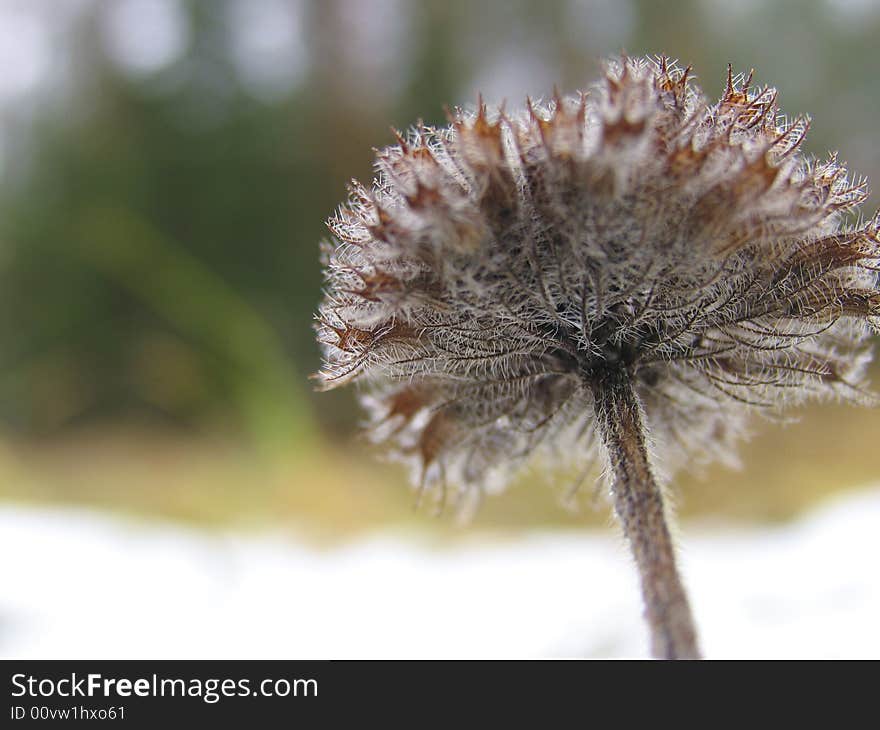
1,0 -> 879,536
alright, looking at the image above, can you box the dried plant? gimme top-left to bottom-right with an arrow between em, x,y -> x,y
313,55 -> 880,659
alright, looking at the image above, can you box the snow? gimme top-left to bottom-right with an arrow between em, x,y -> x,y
1,488 -> 878,659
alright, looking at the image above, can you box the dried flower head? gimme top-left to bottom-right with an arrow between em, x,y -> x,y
314,55 -> 880,657
316,55 -> 879,502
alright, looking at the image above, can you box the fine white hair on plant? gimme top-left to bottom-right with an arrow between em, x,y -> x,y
314,55 -> 880,658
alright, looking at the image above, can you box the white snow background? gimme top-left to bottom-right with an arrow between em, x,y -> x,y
1,487 -> 878,659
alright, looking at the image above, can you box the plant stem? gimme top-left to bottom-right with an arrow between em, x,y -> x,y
590,370 -> 701,659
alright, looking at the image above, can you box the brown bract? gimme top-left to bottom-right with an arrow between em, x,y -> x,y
314,55 -> 880,511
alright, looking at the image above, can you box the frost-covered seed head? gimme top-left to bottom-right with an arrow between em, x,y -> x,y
314,56 -> 880,509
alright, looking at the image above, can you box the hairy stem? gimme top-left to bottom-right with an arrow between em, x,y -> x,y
590,370 -> 701,659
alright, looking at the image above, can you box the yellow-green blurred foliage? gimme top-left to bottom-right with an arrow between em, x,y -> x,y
1,0 -> 879,535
